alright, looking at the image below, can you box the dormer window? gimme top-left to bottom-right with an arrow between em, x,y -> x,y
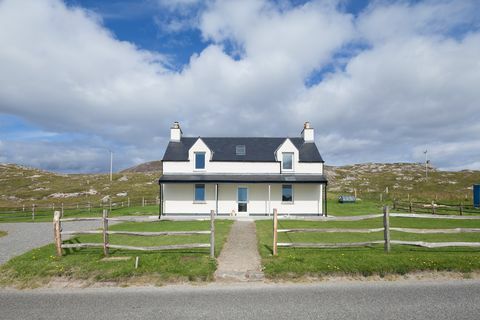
282,152 -> 293,170
236,145 -> 246,156
195,152 -> 205,170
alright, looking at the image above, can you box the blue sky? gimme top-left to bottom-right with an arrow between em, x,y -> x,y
1,0 -> 480,173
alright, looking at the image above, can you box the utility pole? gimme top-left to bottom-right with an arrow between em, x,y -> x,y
109,150 -> 113,182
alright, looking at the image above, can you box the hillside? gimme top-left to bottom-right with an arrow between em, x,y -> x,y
120,160 -> 163,173
0,163 -> 161,208
326,163 -> 480,202
0,162 -> 479,208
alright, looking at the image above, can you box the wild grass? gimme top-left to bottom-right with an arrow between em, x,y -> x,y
0,230 -> 7,238
0,220 -> 233,288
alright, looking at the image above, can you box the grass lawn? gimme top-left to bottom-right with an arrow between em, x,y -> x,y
256,217 -> 480,279
327,197 -> 387,216
0,205 -> 159,223
0,230 -> 6,238
0,220 -> 233,288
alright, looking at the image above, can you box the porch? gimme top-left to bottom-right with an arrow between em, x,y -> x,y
159,174 -> 328,216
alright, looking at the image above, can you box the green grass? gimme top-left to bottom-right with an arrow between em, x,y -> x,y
0,220 -> 233,288
327,198 -> 385,216
0,205 -> 159,223
0,231 -> 6,238
256,217 -> 480,279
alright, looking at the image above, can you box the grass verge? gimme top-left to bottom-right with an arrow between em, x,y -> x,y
0,220 -> 233,288
256,217 -> 480,279
0,230 -> 6,238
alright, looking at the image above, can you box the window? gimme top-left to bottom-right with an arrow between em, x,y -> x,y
236,145 -> 246,156
282,152 -> 293,170
195,152 -> 205,170
282,185 -> 293,202
194,184 -> 205,202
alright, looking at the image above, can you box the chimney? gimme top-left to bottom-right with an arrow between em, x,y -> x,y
301,121 -> 314,142
170,121 -> 182,142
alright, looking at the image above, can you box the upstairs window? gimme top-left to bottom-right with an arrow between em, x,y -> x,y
282,152 -> 293,170
236,145 -> 246,156
194,184 -> 205,202
282,185 -> 293,202
195,152 -> 205,170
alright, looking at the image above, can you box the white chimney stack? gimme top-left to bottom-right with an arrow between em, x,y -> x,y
170,121 -> 182,142
302,121 -> 314,142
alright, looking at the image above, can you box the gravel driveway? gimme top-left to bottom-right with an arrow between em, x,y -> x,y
0,221 -> 108,265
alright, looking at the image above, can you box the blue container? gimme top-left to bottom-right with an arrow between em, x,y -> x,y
474,184 -> 480,208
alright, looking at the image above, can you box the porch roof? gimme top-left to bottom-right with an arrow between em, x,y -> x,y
159,174 -> 328,184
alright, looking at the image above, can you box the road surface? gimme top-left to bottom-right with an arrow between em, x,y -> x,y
1,280 -> 479,319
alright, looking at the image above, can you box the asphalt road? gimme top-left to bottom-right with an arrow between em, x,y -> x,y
0,221 -> 113,265
1,281 -> 479,320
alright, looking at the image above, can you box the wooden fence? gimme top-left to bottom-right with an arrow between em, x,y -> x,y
0,197 -> 161,221
394,200 -> 479,216
53,209 -> 215,258
272,207 -> 480,255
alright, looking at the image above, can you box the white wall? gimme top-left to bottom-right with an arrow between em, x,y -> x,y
163,183 -> 324,215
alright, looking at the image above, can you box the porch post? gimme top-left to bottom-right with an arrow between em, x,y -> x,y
215,183 -> 219,215
324,183 -> 328,217
160,183 -> 164,217
268,184 -> 271,216
158,182 -> 162,219
318,183 -> 322,216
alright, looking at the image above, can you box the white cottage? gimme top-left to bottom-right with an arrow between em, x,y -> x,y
159,122 -> 328,216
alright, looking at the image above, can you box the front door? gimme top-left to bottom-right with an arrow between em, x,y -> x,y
237,187 -> 248,216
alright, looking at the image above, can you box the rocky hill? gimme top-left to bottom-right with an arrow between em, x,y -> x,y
325,163 -> 480,202
0,162 -> 479,207
120,160 -> 163,173
0,163 -> 161,207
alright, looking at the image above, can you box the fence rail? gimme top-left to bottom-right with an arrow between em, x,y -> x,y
394,200 -> 479,216
53,209 -> 215,258
272,207 -> 480,255
0,196 -> 161,221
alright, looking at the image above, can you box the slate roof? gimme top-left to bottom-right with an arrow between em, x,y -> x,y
162,137 -> 324,163
159,174 -> 327,184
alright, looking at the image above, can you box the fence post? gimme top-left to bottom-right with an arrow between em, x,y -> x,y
432,200 -> 436,215
53,211 -> 62,256
142,197 -> 145,207
210,209 -> 215,258
61,202 -> 64,218
383,206 -> 390,253
128,197 -> 130,207
460,202 -> 464,216
88,201 -> 91,213
103,209 -> 109,257
273,208 -> 278,256
409,201 -> 413,213
32,204 -> 35,220
393,199 -> 397,210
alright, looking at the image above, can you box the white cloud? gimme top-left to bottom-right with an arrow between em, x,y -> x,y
0,0 -> 480,172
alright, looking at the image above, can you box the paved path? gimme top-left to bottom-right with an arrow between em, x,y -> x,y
1,281 -> 480,319
0,221 -> 109,265
214,220 -> 264,281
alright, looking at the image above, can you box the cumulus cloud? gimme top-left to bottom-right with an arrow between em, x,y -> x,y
0,0 -> 479,172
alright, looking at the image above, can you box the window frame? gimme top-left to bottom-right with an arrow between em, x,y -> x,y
194,184 -> 206,203
194,152 -> 206,170
282,184 -> 294,203
282,152 -> 294,171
